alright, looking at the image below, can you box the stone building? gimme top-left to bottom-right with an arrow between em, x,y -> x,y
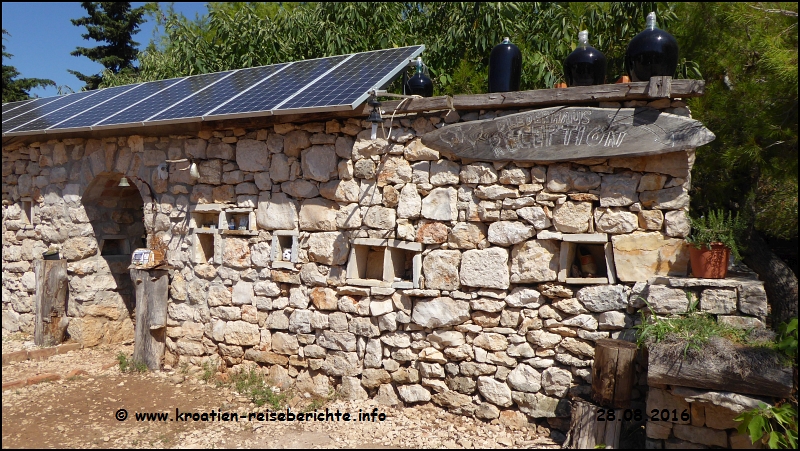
2,51 -> 770,444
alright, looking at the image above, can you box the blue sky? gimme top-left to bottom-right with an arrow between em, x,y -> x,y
2,2 -> 208,99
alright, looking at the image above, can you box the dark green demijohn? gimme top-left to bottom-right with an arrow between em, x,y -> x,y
563,30 -> 607,86
625,11 -> 679,82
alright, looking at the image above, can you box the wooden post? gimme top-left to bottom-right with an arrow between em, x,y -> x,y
563,400 -> 622,449
591,339 -> 638,409
34,259 -> 68,347
647,76 -> 672,98
131,268 -> 169,370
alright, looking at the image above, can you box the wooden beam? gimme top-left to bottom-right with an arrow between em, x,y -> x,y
452,79 -> 704,110
34,259 -> 68,347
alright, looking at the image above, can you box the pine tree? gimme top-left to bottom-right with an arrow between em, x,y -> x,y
69,2 -> 148,90
2,29 -> 55,102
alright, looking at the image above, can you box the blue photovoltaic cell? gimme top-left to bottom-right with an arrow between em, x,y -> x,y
2,99 -> 34,114
2,96 -> 64,124
96,71 -> 232,126
2,91 -> 98,133
279,46 -> 423,111
208,55 -> 348,117
9,84 -> 140,133
150,64 -> 288,121
53,78 -> 182,130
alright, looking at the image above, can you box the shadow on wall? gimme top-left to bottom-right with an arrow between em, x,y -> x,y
80,172 -> 146,317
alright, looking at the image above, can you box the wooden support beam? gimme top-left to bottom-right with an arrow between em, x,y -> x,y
563,400 -> 623,449
592,339 -> 638,409
34,259 -> 68,347
131,268 -> 169,370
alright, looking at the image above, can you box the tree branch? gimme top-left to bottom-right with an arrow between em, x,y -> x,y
749,5 -> 798,17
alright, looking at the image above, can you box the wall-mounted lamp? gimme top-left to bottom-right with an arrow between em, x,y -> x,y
367,94 -> 383,140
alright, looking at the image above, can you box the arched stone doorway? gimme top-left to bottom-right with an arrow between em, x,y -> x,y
77,172 -> 146,336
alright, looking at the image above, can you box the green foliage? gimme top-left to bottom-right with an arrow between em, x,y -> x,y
735,402 -> 798,449
230,368 -> 285,409
70,2 -> 150,90
634,308 -> 755,355
2,29 -> 56,102
686,208 -> 748,261
679,2 -> 798,241
117,352 -> 147,373
775,318 -> 798,363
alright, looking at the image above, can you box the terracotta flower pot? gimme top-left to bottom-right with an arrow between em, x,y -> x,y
554,82 -> 568,89
689,243 -> 730,279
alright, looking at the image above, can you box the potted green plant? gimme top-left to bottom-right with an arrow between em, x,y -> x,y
686,209 -> 746,278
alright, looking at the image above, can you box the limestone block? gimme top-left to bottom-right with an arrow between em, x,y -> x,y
638,210 -> 664,230
359,180 -> 383,206
235,139 -> 269,172
673,424 -> 727,448
257,192 -> 298,230
281,179 -> 319,198
477,376 -> 513,407
611,232 -> 690,282
487,221 -> 535,246
553,201 -> 592,233
269,153 -> 290,182
272,331 -> 300,355
664,210 -> 690,238
576,285 -> 628,312
541,367 -> 572,397
421,187 -> 457,221
510,240 -> 559,283
475,185 -> 518,200
306,231 -> 349,266
499,167 -> 529,185
647,285 -> 690,314
739,282 -> 768,317
423,250 -> 461,291
318,330 -> 357,351
335,135 -> 354,158
594,207 -> 638,234
429,159 -> 460,186
517,206 -> 551,230
700,289 -> 737,314
299,198 -> 339,231
222,237 -> 251,268
335,203 -> 362,229
639,186 -> 690,210
224,321 -> 260,346
377,155 -> 412,186
597,311 -> 629,329
446,222 -> 487,250
284,130 -> 311,157
363,205 -> 397,229
289,309 -> 312,334
397,384 -> 432,403
310,287 -> 338,310
319,179 -> 360,203
404,139 -> 439,161
473,333 -> 508,351
638,173 -> 668,192
608,151 -> 694,178
460,247 -> 510,289
507,364 -> 541,393
352,138 -> 389,160
505,287 -> 543,308
231,281 -> 254,306
460,163 -> 499,184
416,220 -> 449,244
599,173 -> 641,207
412,297 -> 470,328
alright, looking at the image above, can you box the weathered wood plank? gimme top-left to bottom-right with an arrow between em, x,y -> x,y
647,350 -> 794,399
564,400 -> 623,449
647,76 -> 672,98
131,268 -> 169,370
34,259 -> 68,347
421,106 -> 715,162
452,79 -> 704,110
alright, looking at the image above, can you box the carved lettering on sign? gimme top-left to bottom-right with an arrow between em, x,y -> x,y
422,107 -> 715,162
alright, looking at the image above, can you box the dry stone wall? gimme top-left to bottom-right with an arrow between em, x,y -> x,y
1,98 -> 768,431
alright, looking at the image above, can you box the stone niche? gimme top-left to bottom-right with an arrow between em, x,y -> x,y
346,238 -> 423,289
270,230 -> 299,269
558,233 -> 617,284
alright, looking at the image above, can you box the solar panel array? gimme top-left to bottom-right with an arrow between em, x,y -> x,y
2,45 -> 424,137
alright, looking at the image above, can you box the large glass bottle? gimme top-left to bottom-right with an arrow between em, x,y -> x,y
563,30 -> 607,86
625,12 -> 679,82
405,57 -> 434,97
488,37 -> 522,93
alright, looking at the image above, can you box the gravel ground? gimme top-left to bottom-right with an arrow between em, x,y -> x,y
2,332 -> 560,449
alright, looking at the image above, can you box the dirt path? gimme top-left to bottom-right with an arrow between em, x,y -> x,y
2,335 -> 560,449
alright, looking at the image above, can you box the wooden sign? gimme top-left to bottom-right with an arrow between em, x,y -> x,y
421,106 -> 715,162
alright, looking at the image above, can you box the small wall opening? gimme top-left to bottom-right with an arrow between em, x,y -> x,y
100,236 -> 130,256
558,234 -> 617,284
193,232 -> 217,264
271,231 -> 299,269
346,238 -> 423,288
20,199 -> 32,224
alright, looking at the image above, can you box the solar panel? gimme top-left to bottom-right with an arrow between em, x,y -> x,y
2,44 -> 426,137
206,55 -> 349,118
2,96 -> 64,124
6,84 -> 140,134
95,71 -> 234,128
52,78 -> 182,130
2,99 -> 34,114
276,45 -> 424,113
150,64 -> 288,122
2,90 -> 99,134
